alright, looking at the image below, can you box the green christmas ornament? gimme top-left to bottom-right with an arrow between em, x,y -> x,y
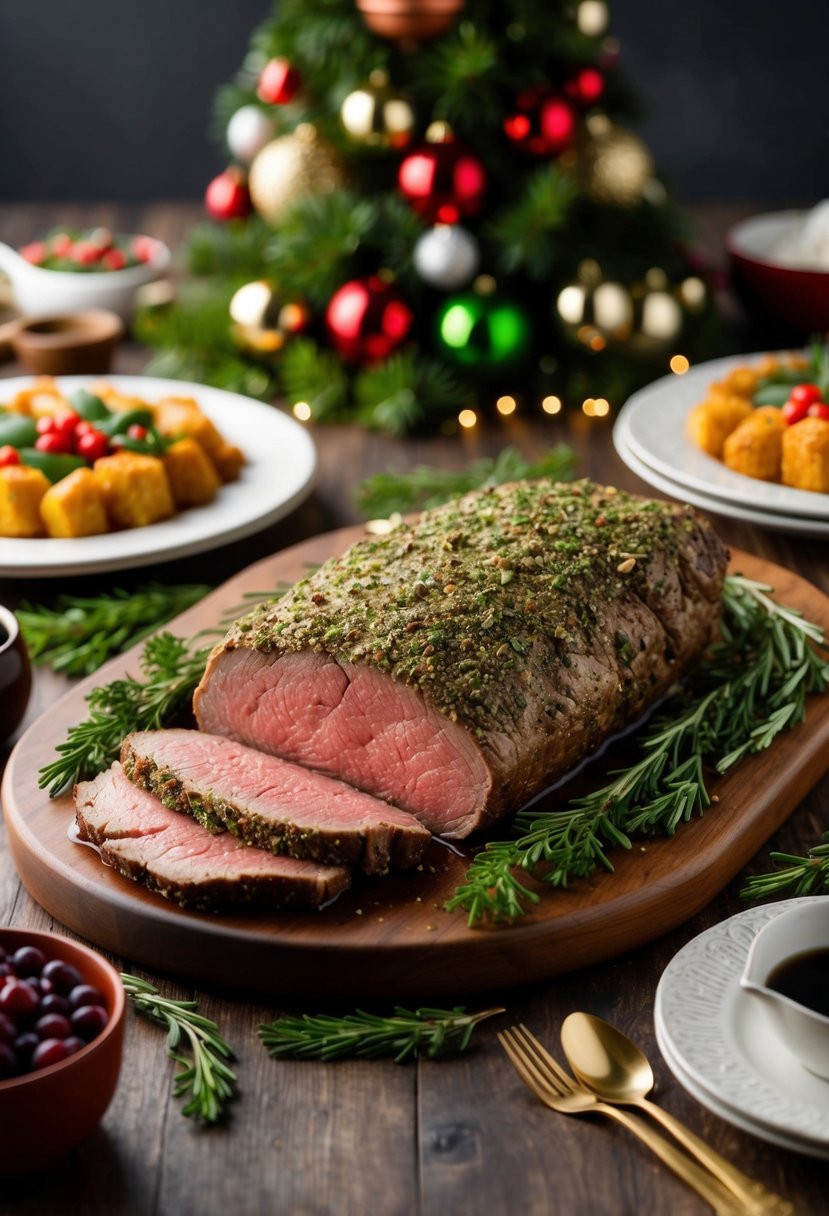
435,292 -> 532,368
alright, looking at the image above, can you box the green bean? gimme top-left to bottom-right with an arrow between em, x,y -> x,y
70,389 -> 112,421
18,448 -> 86,483
0,413 -> 38,448
752,384 -> 791,407
98,408 -> 154,437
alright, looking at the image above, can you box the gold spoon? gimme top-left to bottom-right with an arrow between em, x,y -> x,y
560,1012 -> 793,1216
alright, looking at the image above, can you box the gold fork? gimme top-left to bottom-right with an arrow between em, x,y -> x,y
499,1025 -> 751,1216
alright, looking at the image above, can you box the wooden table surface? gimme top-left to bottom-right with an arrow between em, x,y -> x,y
1,203 -> 826,1216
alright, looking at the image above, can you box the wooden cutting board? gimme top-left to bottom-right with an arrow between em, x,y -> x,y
4,530 -> 829,1000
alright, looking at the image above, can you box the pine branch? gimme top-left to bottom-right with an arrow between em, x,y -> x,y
354,351 -> 463,435
121,975 -> 237,1123
488,166 -> 578,278
266,192 -> 378,308
18,583 -> 211,677
259,1005 -> 504,1062
186,218 -> 276,279
355,444 -> 579,516
279,336 -> 349,420
448,574 -> 829,925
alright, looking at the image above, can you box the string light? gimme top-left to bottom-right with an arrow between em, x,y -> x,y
670,354 -> 690,375
496,395 -> 517,416
541,395 -> 562,415
593,397 -> 610,417
458,408 -> 478,428
582,398 -> 596,416
293,401 -> 312,421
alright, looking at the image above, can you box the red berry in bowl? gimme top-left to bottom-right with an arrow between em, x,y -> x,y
35,1013 -> 71,1041
41,960 -> 82,993
70,1005 -> 109,1041
12,946 -> 47,976
0,1043 -> 16,1079
0,979 -> 39,1018
31,1039 -> 70,1070
69,984 -> 106,1011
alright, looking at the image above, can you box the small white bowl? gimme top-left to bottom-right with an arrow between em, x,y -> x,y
0,236 -> 170,323
740,899 -> 829,1079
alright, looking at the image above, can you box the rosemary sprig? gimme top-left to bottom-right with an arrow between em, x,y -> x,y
449,574 -> 829,926
38,632 -> 213,797
741,834 -> 829,901
355,444 -> 577,518
259,1006 -> 504,1063
18,583 -> 211,677
121,974 -> 237,1123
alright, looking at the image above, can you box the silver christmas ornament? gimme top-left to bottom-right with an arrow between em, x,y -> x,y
413,224 -> 480,289
226,105 -> 277,164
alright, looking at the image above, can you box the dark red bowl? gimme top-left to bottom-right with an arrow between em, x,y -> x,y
0,605 -> 31,743
0,928 -> 125,1177
728,210 -> 829,335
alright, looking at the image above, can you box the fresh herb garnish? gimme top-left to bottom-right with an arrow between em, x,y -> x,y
356,444 -> 578,518
741,834 -> 829,901
259,1005 -> 504,1062
19,583 -> 211,677
121,974 -> 237,1123
448,574 -> 829,926
38,633 -> 213,797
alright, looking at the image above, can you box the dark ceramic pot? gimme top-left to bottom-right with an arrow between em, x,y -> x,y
0,604 -> 31,742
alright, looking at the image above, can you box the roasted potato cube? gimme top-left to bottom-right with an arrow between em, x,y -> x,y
687,396 -> 753,458
781,418 -> 829,493
93,452 -> 175,529
40,467 -> 109,537
154,397 -> 245,481
0,465 -> 50,537
162,438 -> 220,507
89,381 -> 150,414
208,440 -> 245,483
8,377 -> 70,420
722,408 -> 786,482
723,366 -> 761,397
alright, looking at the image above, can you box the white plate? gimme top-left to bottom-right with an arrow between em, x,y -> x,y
654,897 -> 829,1156
615,431 -> 829,538
615,353 -> 829,521
0,375 -> 317,577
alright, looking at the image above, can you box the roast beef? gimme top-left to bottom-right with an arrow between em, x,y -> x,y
194,479 -> 728,837
74,764 -> 350,911
120,728 -> 430,875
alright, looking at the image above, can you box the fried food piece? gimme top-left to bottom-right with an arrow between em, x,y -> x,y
93,452 -> 175,529
781,418 -> 829,493
154,397 -> 245,482
687,396 -> 753,458
162,438 -> 220,507
40,467 -> 109,537
7,377 -> 71,420
722,407 -> 786,482
0,465 -> 50,536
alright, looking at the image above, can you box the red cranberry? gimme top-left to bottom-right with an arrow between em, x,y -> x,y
69,984 -> 106,1011
40,993 -> 70,1017
0,962 -> 16,979
42,960 -> 82,993
31,1039 -> 70,1069
0,979 -> 39,1018
13,1031 -> 39,1066
63,1036 -> 86,1056
71,1005 -> 109,1040
0,1012 -> 16,1044
35,1013 -> 71,1041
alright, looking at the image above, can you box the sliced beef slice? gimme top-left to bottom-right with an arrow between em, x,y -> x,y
74,764 -> 350,912
120,728 -> 430,876
194,479 -> 729,838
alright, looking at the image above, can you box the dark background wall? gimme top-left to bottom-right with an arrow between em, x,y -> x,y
0,0 -> 827,204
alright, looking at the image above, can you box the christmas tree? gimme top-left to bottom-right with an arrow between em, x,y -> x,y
137,0 -> 717,435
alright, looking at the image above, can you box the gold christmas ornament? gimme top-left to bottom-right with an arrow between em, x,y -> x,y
556,263 -> 633,343
248,124 -> 345,226
578,115 -> 654,208
356,0 -> 465,43
340,70 -> 415,148
576,0 -> 610,37
229,280 -> 310,355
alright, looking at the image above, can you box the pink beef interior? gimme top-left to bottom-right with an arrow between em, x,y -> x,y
194,649 -> 492,836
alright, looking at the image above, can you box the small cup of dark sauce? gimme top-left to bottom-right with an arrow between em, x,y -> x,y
741,900 -> 829,1079
0,604 -> 31,743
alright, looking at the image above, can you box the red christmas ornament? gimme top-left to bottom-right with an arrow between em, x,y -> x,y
205,167 -> 252,221
504,90 -> 577,156
257,57 -> 301,105
397,139 -> 486,224
565,67 -> 605,107
325,275 -> 414,364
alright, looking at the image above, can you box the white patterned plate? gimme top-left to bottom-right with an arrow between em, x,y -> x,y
654,898 -> 829,1153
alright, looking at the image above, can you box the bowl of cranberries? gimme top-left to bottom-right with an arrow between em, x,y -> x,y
0,928 -> 125,1177
0,228 -> 170,323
